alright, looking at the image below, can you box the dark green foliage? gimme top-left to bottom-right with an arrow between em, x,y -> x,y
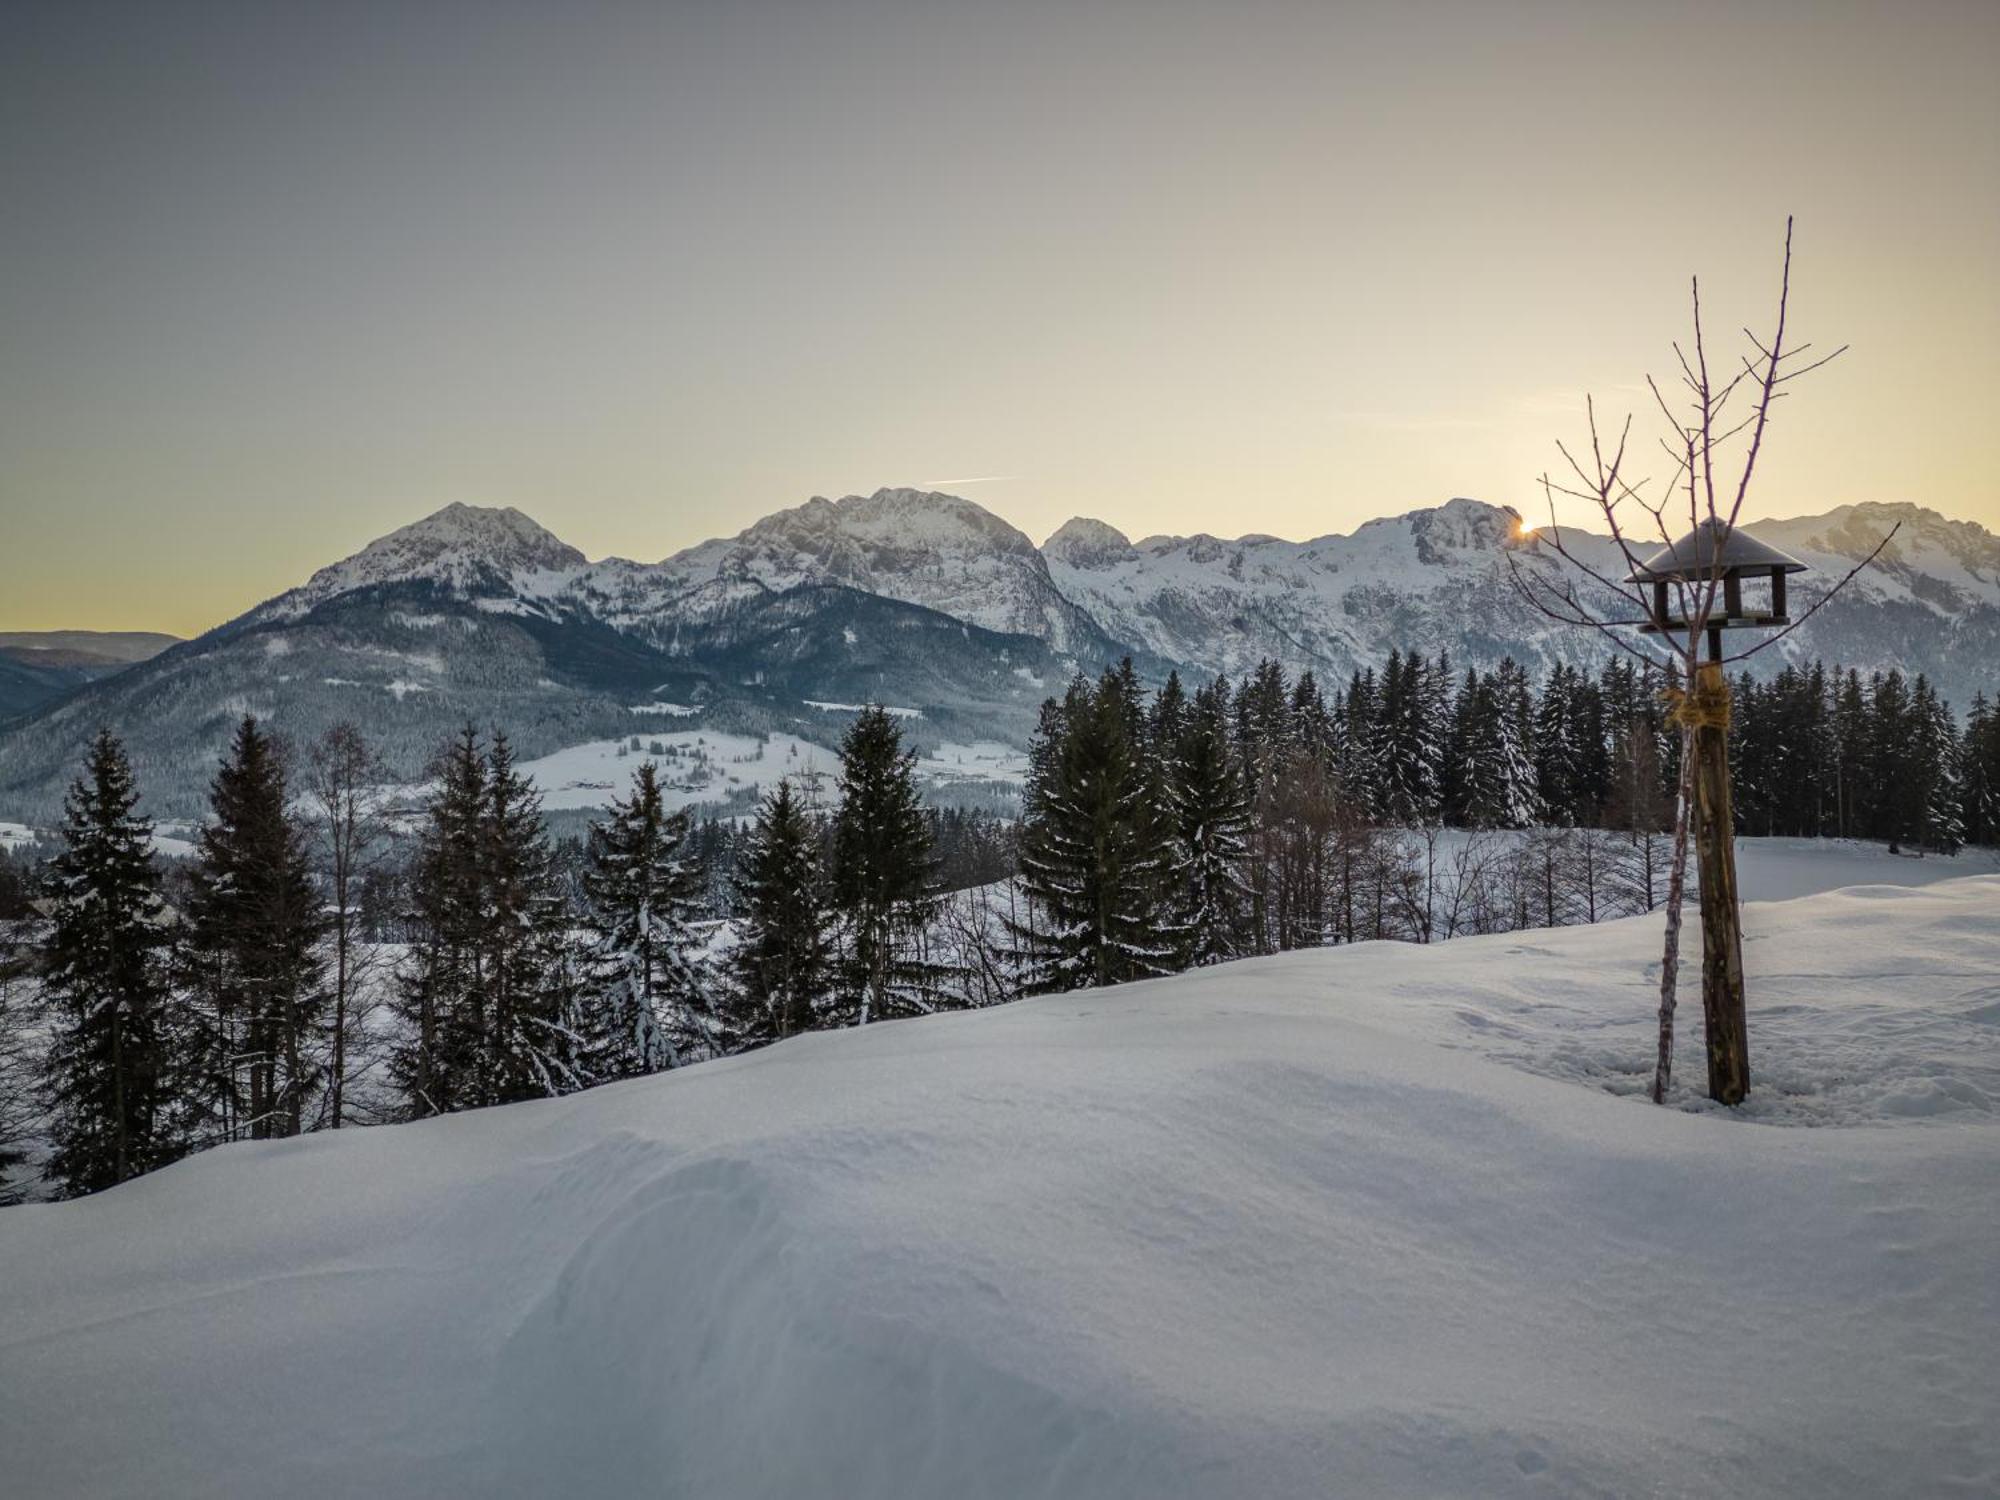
182,717 -> 327,1141
1014,665 -> 1184,991
36,730 -> 184,1197
830,706 -> 940,1022
393,726 -> 583,1115
730,779 -> 835,1045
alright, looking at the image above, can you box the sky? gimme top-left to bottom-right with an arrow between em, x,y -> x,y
2,0 -> 1995,636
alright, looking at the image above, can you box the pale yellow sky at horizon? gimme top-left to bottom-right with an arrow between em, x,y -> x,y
3,0 -> 1995,637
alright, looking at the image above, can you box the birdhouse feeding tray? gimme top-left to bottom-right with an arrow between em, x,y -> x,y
1625,519 -> 1810,635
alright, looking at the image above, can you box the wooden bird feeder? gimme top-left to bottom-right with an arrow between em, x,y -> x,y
1625,520 -> 1810,1105
1627,518 -> 1809,663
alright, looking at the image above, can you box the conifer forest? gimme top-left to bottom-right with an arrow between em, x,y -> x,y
2,648 -> 1993,1201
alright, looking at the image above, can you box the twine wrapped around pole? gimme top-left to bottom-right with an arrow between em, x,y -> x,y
1663,662 -> 1732,731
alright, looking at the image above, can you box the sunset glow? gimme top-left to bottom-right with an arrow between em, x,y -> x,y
1,1 -> 1994,638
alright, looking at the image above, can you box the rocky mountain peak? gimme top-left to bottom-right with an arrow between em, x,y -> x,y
1043,517 -> 1136,570
272,503 -> 587,615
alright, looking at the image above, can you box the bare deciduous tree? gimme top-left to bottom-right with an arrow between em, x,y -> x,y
1507,219 -> 1896,1104
308,723 -> 390,1128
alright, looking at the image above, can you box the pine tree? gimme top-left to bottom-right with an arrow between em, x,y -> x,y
1910,679 -> 1964,855
0,992 -> 32,1197
1964,693 -> 1999,847
830,706 -> 940,1023
581,760 -> 711,1076
731,778 -> 835,1045
1866,670 -> 1917,849
1014,667 -> 1183,990
1831,668 -> 1868,838
392,726 -> 487,1117
182,717 -> 327,1141
1456,663 -> 1539,829
1173,682 -> 1253,965
478,732 -> 585,1104
1493,658 -> 1541,827
37,730 -> 184,1196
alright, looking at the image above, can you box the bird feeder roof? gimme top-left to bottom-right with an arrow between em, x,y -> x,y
1625,519 -> 1809,583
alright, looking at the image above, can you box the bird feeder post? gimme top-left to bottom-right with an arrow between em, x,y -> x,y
1687,658 -> 1748,1104
1629,520 -> 1809,1106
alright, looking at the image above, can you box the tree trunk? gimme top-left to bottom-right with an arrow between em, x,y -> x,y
1690,665 -> 1750,1105
1651,733 -> 1696,1104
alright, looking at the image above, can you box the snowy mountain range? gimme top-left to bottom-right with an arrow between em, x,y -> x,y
0,489 -> 1994,819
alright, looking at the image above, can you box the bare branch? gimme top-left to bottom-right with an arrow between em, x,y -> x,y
1726,523 -> 1901,662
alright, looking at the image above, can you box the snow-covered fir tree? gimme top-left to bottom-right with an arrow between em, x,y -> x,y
730,778 -> 835,1045
1171,681 -> 1253,966
37,730 -> 185,1197
1911,677 -> 1964,855
581,759 -> 711,1075
478,732 -> 587,1103
830,705 -> 939,1024
1014,665 -> 1185,991
393,727 -> 583,1114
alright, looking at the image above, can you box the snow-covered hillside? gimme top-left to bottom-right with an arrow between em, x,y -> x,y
3,878 -> 1995,1497
257,503 -> 590,621
639,487 -> 1107,652
1044,496 -> 2000,698
517,730 -> 1028,813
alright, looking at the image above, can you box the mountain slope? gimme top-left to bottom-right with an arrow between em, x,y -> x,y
0,631 -> 181,720
2,491 -> 1993,821
1045,498 -> 1580,682
1044,497 -> 2000,701
574,487 -> 1123,660
0,574 -> 1084,821
2,878 -> 1994,1497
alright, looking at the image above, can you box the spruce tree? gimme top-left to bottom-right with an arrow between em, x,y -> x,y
392,726 -> 487,1116
1493,658 -> 1541,826
183,717 -> 327,1140
581,760 -> 711,1076
1173,682 -> 1253,965
1964,693 -> 1999,847
478,732 -> 584,1104
1014,667 -> 1183,990
38,730 -> 183,1196
731,778 -> 835,1045
830,706 -> 939,1023
1910,679 -> 1964,855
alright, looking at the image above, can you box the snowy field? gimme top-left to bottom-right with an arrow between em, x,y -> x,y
519,730 -> 846,811
517,729 -> 1026,812
1,877 -> 1995,1497
1731,836 -> 1999,900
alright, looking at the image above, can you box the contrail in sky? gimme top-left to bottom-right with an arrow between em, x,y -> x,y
920,476 -> 1017,487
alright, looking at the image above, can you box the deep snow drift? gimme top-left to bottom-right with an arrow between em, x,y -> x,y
2,879 -> 1996,1498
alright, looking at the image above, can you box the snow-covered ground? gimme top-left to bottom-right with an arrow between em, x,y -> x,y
518,730 -> 846,812
0,818 -> 198,859
2,877 -> 1995,1497
1732,836 -> 1998,900
517,729 -> 1027,812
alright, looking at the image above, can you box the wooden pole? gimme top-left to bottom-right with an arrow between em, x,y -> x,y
1689,661 -> 1749,1104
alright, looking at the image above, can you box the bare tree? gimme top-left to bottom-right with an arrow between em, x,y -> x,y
308,723 -> 389,1129
1509,219 -> 1896,1104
